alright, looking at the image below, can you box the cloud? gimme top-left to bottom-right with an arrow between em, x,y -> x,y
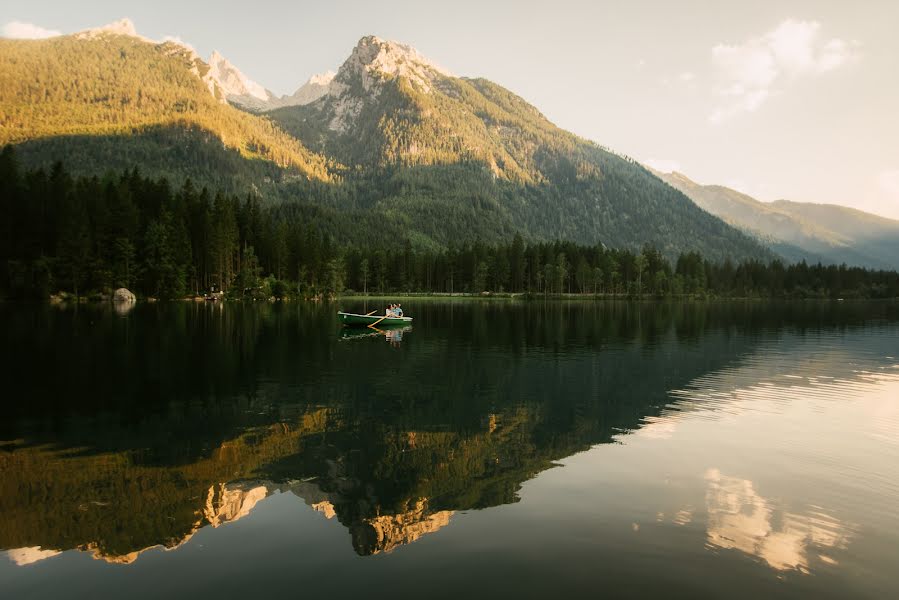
879,169 -> 899,197
679,71 -> 696,82
2,20 -> 61,39
709,20 -> 858,123
643,158 -> 682,173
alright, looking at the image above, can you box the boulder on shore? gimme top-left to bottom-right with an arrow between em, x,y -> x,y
113,288 -> 136,303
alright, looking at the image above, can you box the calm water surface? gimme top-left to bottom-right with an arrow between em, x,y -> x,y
1,300 -> 898,599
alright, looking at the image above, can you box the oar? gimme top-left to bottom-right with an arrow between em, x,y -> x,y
365,310 -> 377,316
368,315 -> 388,328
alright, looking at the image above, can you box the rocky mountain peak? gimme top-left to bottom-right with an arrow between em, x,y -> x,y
207,50 -> 271,103
333,35 -> 450,94
307,70 -> 337,86
285,71 -> 336,106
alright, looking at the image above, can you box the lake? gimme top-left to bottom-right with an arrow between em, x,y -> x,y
1,299 -> 898,599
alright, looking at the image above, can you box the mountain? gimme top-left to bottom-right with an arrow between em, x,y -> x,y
282,71 -> 336,107
0,23 -> 769,260
206,49 -> 277,111
656,171 -> 899,270
207,50 -> 335,112
265,35 -> 769,258
0,20 -> 332,189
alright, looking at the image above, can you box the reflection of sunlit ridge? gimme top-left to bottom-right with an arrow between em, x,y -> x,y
0,411 -> 334,566
5,546 -> 61,566
312,501 -> 337,519
204,483 -> 269,528
1,403 -> 541,563
79,536 -> 195,565
283,480 -> 454,555
704,469 -> 852,573
352,500 -> 454,556
78,482 -> 273,565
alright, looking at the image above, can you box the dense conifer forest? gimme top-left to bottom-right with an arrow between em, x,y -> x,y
2,148 -> 897,301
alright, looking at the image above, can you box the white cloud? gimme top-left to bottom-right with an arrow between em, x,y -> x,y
709,19 -> 858,123
710,88 -> 773,123
818,39 -> 853,72
2,20 -> 61,39
643,158 -> 682,173
879,169 -> 899,197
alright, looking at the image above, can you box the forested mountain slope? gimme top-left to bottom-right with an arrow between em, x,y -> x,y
657,171 -> 899,270
1,26 -> 768,261
267,36 -> 768,259
0,26 -> 332,188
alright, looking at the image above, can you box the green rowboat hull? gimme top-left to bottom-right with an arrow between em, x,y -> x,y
338,311 -> 413,327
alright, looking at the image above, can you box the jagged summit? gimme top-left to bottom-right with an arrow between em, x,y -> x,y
307,71 -> 337,86
353,35 -> 449,75
285,71 -> 336,106
207,50 -> 273,107
205,51 -> 336,111
207,34 -> 449,112
332,35 -> 450,93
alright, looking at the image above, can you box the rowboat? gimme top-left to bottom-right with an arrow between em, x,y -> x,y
338,311 -> 413,327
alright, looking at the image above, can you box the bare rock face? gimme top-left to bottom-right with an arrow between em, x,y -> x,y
283,71 -> 336,107
113,288 -> 136,303
351,499 -> 454,555
318,35 -> 451,133
204,483 -> 270,527
206,50 -> 276,110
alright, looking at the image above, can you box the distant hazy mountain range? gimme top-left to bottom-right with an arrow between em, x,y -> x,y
655,171 -> 899,270
2,18 -> 894,267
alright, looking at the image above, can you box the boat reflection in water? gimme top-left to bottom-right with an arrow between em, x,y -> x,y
339,325 -> 412,346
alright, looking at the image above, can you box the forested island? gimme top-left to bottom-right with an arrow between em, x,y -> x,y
2,149 -> 898,301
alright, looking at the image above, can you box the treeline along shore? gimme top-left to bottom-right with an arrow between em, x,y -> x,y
2,148 -> 899,301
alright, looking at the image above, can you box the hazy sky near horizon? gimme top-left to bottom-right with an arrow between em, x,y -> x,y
3,0 -> 898,219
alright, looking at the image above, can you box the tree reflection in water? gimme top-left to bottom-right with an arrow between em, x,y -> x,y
0,300 -> 895,562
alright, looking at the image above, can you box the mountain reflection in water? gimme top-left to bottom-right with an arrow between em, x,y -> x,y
1,300 -> 898,594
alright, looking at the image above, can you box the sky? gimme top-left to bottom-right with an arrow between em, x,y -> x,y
3,0 -> 898,219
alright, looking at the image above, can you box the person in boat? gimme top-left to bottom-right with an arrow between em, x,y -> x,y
395,304 -> 403,317
386,304 -> 396,318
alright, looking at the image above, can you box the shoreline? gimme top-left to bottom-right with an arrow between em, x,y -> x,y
6,292 -> 895,304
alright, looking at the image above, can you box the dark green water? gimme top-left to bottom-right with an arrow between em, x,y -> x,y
1,300 -> 898,599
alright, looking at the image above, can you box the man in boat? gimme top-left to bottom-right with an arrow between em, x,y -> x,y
395,304 -> 403,317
